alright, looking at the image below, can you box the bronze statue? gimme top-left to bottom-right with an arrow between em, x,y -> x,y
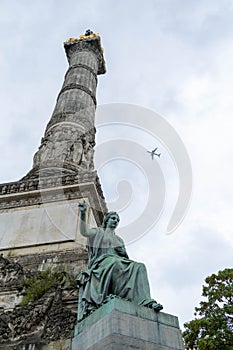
77,201 -> 163,320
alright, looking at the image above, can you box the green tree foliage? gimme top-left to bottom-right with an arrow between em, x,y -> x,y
183,268 -> 233,350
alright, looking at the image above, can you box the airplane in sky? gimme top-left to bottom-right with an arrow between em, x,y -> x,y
147,147 -> 161,159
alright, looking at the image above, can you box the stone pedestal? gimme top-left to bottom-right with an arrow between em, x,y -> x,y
72,298 -> 184,350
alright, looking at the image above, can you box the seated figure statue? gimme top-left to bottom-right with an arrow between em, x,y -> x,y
77,201 -> 163,320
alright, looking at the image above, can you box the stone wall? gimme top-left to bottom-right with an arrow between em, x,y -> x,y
0,251 -> 86,349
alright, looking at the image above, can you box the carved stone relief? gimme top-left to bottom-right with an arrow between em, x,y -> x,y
33,124 -> 96,170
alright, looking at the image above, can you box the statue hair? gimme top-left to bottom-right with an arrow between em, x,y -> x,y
101,211 -> 120,230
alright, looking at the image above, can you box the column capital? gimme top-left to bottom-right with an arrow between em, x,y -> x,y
64,32 -> 106,75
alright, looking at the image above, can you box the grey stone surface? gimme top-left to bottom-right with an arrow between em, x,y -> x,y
0,177 -> 106,223
0,180 -> 106,252
0,200 -> 80,249
72,298 -> 184,350
32,34 -> 105,174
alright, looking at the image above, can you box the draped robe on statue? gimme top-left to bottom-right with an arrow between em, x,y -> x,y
77,227 -> 158,319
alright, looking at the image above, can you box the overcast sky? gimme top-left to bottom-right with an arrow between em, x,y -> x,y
0,0 -> 233,330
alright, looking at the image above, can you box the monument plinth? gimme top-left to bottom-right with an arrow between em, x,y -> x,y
72,298 -> 184,350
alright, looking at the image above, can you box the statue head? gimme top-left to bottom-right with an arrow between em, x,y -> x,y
102,212 -> 120,230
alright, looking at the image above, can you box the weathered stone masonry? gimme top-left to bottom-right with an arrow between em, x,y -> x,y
0,31 -> 107,349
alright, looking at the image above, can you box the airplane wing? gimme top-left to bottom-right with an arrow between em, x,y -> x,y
152,147 -> 158,152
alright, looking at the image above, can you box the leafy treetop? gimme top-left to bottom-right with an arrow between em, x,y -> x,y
183,268 -> 233,350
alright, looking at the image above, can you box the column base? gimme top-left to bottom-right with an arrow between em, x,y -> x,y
72,297 -> 184,350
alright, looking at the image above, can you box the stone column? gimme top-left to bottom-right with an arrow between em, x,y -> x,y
32,31 -> 106,175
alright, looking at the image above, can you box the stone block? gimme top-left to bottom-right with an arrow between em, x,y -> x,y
72,298 -> 184,350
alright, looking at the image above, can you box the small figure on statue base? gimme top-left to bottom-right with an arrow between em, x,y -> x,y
77,201 -> 163,321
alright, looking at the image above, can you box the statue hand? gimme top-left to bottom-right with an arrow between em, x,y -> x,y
79,201 -> 87,214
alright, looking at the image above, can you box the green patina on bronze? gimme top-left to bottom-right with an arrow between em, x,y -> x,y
77,201 -> 163,320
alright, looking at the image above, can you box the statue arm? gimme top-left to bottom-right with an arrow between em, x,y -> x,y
79,201 -> 96,238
